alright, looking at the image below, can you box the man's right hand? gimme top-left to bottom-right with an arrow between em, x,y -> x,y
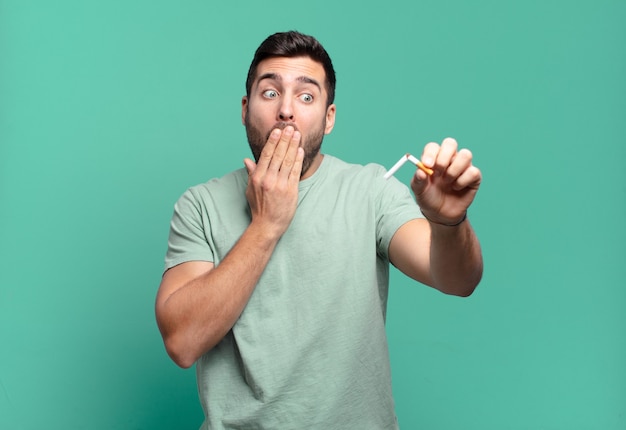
243,126 -> 305,239
157,126 -> 304,367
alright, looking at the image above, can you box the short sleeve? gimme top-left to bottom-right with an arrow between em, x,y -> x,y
164,188 -> 215,272
373,165 -> 423,258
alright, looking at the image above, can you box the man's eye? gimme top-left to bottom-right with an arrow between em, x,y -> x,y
300,93 -> 313,103
263,90 -> 278,98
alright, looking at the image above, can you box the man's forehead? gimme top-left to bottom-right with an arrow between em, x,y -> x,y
254,56 -> 327,84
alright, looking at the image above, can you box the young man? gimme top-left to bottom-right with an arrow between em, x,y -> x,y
156,31 -> 482,429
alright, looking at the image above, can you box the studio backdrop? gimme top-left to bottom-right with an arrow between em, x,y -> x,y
1,1 -> 624,429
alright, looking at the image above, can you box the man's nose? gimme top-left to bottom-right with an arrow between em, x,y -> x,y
278,98 -> 294,122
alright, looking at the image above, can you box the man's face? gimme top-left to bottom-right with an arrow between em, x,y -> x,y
242,56 -> 336,178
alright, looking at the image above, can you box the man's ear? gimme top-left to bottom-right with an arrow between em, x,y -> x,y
241,96 -> 248,125
324,104 -> 336,135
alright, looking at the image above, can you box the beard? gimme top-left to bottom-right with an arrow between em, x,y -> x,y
244,114 -> 326,177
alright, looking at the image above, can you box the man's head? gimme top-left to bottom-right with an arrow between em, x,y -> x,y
242,31 -> 337,178
245,31 -> 336,107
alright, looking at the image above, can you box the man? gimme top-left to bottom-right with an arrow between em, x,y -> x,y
156,31 -> 483,429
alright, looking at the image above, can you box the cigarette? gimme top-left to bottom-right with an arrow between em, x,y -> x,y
406,154 -> 434,176
383,155 -> 408,179
383,153 -> 434,179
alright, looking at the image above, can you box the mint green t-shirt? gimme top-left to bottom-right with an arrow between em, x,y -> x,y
165,155 -> 422,429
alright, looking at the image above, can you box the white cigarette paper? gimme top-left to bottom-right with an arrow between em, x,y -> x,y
406,154 -> 421,166
383,155 -> 409,179
384,153 -> 434,179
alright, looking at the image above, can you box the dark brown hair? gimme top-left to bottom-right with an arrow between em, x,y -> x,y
245,31 -> 336,106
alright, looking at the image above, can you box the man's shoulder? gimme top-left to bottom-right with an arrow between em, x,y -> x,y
186,168 -> 247,196
173,169 -> 247,212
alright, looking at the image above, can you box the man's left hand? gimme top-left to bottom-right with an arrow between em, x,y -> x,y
410,137 -> 482,225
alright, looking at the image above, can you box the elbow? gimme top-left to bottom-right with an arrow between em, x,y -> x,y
439,265 -> 483,297
163,335 -> 198,369
454,268 -> 483,297
172,354 -> 196,370
161,325 -> 222,369
156,311 -> 202,368
455,255 -> 483,297
443,280 -> 479,297
453,283 -> 478,297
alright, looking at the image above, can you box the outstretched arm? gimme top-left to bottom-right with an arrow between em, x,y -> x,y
389,138 -> 483,296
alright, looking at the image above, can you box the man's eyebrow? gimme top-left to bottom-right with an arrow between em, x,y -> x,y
296,76 -> 322,91
257,72 -> 281,83
257,73 -> 322,91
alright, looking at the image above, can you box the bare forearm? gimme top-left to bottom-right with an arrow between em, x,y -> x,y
158,224 -> 278,367
157,126 -> 304,367
429,220 -> 483,296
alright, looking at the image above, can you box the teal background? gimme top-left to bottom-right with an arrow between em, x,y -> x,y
1,0 -> 624,428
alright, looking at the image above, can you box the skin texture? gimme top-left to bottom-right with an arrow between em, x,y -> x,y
389,138 -> 483,296
155,55 -> 483,368
242,56 -> 336,179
